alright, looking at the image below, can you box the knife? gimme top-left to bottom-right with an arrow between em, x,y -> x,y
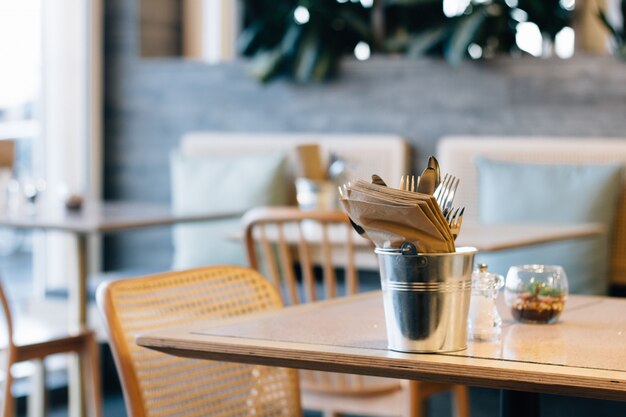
417,167 -> 436,195
371,174 -> 387,187
427,155 -> 441,190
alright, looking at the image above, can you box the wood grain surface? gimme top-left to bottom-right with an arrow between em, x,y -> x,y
138,292 -> 626,401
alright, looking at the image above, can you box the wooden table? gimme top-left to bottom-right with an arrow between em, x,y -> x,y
454,222 -> 604,252
235,221 -> 606,270
0,201 -> 239,326
0,201 -> 240,417
236,222 -> 604,253
138,292 -> 626,417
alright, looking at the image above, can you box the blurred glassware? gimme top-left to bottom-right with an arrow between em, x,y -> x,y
19,177 -> 46,214
295,177 -> 338,211
505,265 -> 568,324
468,263 -> 504,341
0,169 -> 11,210
327,154 -> 346,182
6,178 -> 24,213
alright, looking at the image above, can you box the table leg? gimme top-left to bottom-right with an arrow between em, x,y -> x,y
500,390 -> 540,417
68,234 -> 88,417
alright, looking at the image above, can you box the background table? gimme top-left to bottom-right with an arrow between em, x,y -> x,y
0,201 -> 240,326
454,222 -> 604,252
0,201 -> 240,417
138,292 -> 626,416
236,221 -> 605,270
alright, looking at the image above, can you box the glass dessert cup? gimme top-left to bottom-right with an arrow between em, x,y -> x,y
504,265 -> 568,324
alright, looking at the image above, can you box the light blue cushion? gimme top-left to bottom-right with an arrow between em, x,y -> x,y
475,157 -> 623,295
170,151 -> 289,268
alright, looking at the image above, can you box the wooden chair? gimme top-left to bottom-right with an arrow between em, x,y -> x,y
96,265 -> 302,417
0,278 -> 101,417
242,206 -> 470,417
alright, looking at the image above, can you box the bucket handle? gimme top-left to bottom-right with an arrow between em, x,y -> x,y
400,242 -> 417,255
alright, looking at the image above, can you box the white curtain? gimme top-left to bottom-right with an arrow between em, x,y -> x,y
34,0 -> 102,295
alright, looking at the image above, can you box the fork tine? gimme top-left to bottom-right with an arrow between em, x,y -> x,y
456,207 -> 465,228
439,176 -> 459,211
448,206 -> 464,240
443,178 -> 460,212
453,207 -> 460,223
411,175 -> 416,192
436,174 -> 452,205
437,183 -> 449,208
444,207 -> 452,222
400,175 -> 405,191
446,207 -> 459,223
438,178 -> 451,206
433,173 -> 447,200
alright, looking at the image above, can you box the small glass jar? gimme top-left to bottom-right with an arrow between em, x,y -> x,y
505,264 -> 568,324
468,264 -> 504,342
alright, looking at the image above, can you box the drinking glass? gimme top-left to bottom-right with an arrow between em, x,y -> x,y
504,265 -> 568,324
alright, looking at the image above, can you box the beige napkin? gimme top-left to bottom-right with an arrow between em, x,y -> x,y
341,180 -> 455,253
350,180 -> 453,244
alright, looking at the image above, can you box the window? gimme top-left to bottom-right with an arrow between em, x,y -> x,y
0,0 -> 41,178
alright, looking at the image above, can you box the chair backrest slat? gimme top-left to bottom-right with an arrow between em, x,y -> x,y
345,226 -> 358,295
320,223 -> 337,299
0,281 -> 15,417
276,223 -> 300,305
242,207 -> 376,394
259,225 -> 280,290
243,207 -> 365,305
297,223 -> 317,302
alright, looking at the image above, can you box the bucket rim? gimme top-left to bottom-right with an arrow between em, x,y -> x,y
374,246 -> 477,256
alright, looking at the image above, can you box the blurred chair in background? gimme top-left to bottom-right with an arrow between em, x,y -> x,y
0,277 -> 101,417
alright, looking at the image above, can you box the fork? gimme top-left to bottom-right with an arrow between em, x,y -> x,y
400,175 -> 419,192
433,173 -> 450,203
434,174 -> 460,212
446,206 -> 465,240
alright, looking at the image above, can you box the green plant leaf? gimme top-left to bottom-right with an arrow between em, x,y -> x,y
294,32 -> 321,82
337,9 -> 372,39
313,49 -> 333,80
249,49 -> 284,83
237,23 -> 263,55
280,24 -> 303,54
406,26 -> 447,58
384,0 -> 441,5
384,31 -> 410,53
445,9 -> 488,66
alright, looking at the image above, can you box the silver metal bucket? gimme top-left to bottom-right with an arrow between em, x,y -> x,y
376,244 -> 477,353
